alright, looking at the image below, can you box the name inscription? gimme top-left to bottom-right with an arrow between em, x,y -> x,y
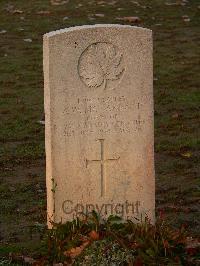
63,95 -> 145,137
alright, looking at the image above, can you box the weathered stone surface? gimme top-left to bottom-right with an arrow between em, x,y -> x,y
44,24 -> 154,225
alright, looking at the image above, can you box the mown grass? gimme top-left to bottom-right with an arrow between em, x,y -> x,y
0,0 -> 199,258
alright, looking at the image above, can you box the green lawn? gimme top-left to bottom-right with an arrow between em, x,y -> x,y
0,0 -> 199,257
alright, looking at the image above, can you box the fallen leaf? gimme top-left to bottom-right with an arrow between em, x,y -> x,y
131,1 -> 140,6
12,9 -> 23,14
97,1 -> 106,4
89,230 -> 99,240
50,0 -> 69,5
64,240 -> 90,258
163,240 -> 170,249
23,256 -> 35,264
95,13 -> 105,17
23,38 -> 32,42
4,4 -> 24,14
181,152 -> 192,158
37,10 -> 51,15
107,0 -> 117,5
165,2 -> 179,6
88,16 -> 95,21
9,186 -> 16,192
116,16 -> 141,23
182,15 -> 190,22
172,112 -> 179,118
0,30 -> 7,34
82,240 -> 90,248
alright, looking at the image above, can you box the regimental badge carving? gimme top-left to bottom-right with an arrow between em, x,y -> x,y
78,42 -> 125,90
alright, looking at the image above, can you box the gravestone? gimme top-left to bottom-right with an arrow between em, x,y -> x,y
44,24 -> 154,225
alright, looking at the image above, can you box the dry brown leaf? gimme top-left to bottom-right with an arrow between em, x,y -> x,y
82,240 -> 90,248
165,2 -> 179,6
97,1 -> 106,5
131,1 -> 140,6
23,38 -> 32,43
172,112 -> 179,118
64,241 -> 90,258
0,30 -> 7,34
50,0 -> 69,5
89,230 -> 99,240
37,11 -> 51,15
24,256 -> 35,264
12,9 -> 23,14
182,15 -> 190,22
95,13 -> 105,17
180,152 -> 192,158
107,0 -> 117,5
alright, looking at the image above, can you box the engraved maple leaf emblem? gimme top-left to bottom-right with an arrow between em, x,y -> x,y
79,43 -> 125,89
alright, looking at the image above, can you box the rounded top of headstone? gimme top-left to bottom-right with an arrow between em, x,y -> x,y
44,24 -> 152,39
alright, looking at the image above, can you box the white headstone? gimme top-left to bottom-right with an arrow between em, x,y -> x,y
44,24 -> 154,225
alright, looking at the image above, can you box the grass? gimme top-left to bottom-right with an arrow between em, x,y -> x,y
0,0 -> 199,260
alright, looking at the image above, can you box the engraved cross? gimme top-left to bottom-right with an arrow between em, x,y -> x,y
86,139 -> 120,197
